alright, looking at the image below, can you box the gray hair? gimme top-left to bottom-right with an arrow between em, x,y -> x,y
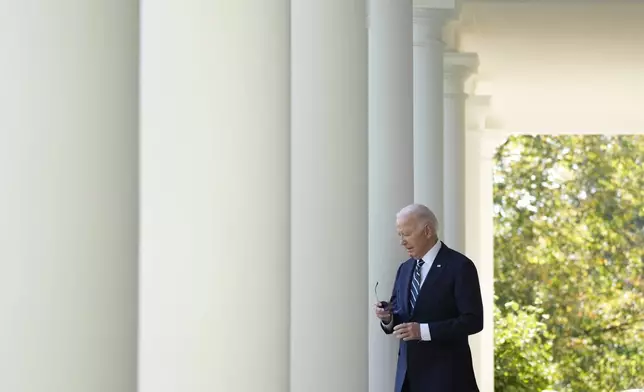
396,203 -> 439,233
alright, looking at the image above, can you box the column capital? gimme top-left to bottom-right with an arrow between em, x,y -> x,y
413,7 -> 455,46
444,52 -> 479,96
413,0 -> 458,9
443,19 -> 461,51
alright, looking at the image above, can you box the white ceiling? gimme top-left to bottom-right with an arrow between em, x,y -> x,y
458,0 -> 644,134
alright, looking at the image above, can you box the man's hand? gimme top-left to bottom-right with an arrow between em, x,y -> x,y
393,323 -> 421,341
373,302 -> 392,324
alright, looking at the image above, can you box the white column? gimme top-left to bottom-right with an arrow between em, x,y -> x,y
139,2 -> 290,392
0,3 -> 137,392
443,52 -> 479,252
478,134 -> 505,392
291,1 -> 368,392
464,96 -> 504,392
413,7 -> 452,228
368,1 -> 414,392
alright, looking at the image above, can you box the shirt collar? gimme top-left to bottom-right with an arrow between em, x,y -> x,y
418,240 -> 441,264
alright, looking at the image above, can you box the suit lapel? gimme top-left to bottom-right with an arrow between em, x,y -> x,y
412,242 -> 449,315
399,259 -> 415,315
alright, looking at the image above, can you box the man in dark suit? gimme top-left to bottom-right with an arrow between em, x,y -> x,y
374,203 -> 484,392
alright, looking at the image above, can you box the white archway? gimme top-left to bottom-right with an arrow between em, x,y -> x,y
459,1 -> 644,390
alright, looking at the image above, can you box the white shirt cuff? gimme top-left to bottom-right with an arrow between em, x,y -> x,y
420,323 -> 431,341
381,317 -> 394,331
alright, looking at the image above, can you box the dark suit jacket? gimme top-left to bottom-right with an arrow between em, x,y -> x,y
382,242 -> 484,392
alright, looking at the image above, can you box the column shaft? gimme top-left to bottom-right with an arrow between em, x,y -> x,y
465,96 -> 500,392
368,1 -> 414,391
443,93 -> 467,250
476,134 -> 504,392
413,8 -> 450,226
0,2 -> 138,391
139,2 -> 290,391
443,52 -> 478,252
290,1 -> 369,391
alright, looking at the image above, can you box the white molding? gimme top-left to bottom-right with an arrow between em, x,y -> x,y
444,51 -> 479,70
485,128 -> 644,136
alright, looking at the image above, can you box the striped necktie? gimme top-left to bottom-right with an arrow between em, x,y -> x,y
410,259 -> 425,311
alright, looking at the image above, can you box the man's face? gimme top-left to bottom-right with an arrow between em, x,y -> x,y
396,215 -> 432,259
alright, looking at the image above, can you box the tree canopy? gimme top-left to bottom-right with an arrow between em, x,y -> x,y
493,135 -> 644,392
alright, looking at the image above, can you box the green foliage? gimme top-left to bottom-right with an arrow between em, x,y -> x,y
494,300 -> 558,392
493,135 -> 644,392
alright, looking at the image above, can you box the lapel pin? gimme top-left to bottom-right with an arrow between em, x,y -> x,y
437,264 -> 441,268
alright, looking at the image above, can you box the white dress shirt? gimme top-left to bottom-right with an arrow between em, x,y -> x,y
383,240 -> 442,341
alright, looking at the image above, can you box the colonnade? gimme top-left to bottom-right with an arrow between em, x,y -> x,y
1,1 -> 494,392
